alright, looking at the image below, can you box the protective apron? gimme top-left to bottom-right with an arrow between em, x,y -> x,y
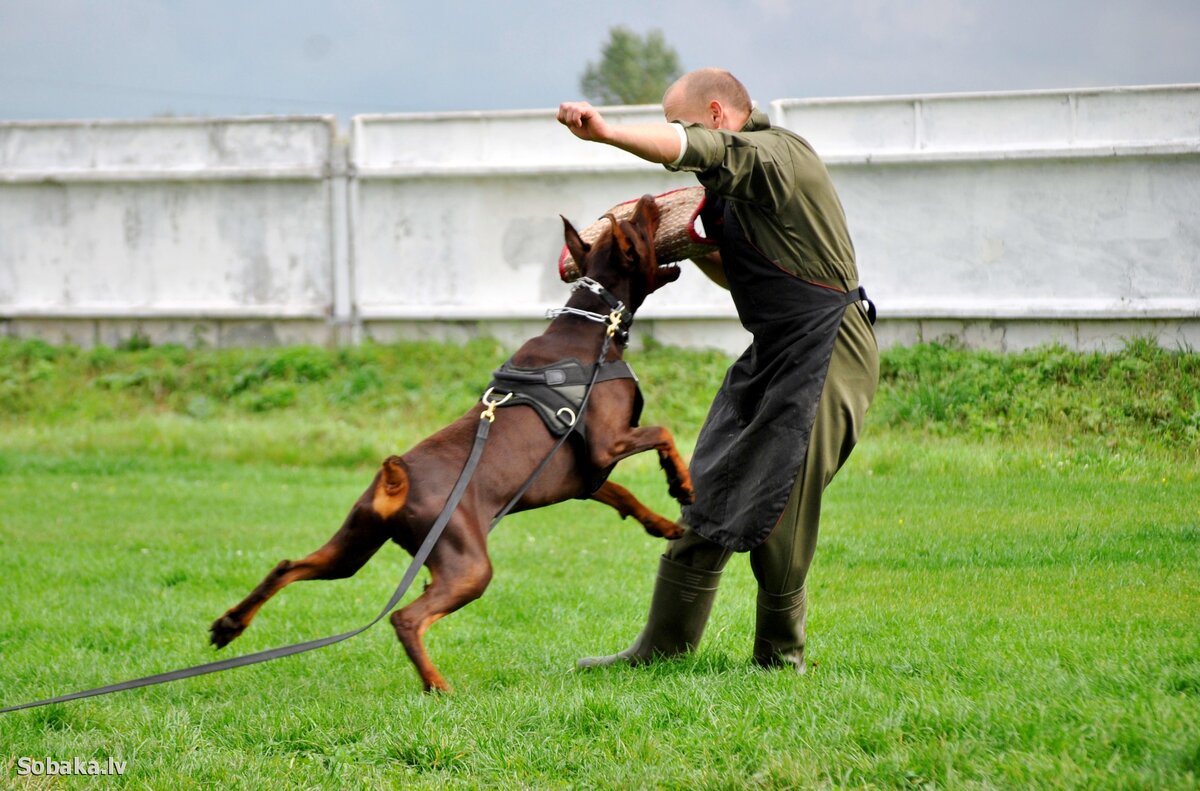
682,193 -> 873,551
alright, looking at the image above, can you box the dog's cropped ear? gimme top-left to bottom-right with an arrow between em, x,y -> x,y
613,195 -> 660,269
561,216 -> 590,273
610,213 -> 637,269
614,218 -> 652,270
633,193 -> 661,233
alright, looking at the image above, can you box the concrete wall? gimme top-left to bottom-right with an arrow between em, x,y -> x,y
2,85 -> 1197,353
0,116 -> 345,347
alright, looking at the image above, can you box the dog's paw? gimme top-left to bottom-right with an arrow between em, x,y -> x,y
209,614 -> 245,649
423,680 -> 453,695
643,515 -> 685,540
661,520 -> 686,540
670,482 -> 695,506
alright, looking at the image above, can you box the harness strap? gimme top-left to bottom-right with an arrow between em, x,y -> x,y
1,418 -> 495,715
487,358 -> 640,440
491,359 -> 636,388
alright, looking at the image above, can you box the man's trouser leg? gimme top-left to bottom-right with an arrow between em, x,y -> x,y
749,305 -> 878,671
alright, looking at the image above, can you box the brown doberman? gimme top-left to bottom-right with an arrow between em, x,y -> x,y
209,195 -> 694,692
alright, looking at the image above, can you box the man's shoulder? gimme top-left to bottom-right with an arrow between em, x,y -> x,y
759,124 -> 817,157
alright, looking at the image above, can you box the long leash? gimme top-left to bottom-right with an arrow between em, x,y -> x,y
0,417 -> 493,714
0,306 -> 624,715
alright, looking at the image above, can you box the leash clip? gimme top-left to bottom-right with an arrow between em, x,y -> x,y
606,310 -> 623,338
480,387 -> 513,423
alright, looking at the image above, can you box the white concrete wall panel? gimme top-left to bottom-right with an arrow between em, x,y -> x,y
349,106 -> 737,324
351,172 -> 732,321
832,156 -> 1200,317
0,117 -> 337,321
774,85 -> 1200,158
0,117 -> 334,175
1,181 -> 334,315
775,85 -> 1200,327
352,107 -> 667,173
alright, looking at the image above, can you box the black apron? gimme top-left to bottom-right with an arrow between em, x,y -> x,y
682,193 -> 873,551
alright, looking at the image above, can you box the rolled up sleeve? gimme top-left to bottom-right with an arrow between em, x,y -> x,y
665,123 -> 789,211
665,123 -> 726,173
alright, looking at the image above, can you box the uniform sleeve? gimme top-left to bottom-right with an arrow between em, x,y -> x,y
665,123 -> 792,211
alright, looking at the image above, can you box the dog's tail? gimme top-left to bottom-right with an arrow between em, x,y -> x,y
371,455 -> 410,520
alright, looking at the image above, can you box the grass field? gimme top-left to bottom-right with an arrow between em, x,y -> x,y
1,337 -> 1198,789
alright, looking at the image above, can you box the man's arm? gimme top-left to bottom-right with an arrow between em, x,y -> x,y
557,102 -> 682,165
690,251 -> 728,290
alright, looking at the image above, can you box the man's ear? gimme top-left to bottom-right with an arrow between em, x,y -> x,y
561,216 -> 590,271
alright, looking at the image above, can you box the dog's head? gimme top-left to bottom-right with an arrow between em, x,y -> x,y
560,194 -> 680,310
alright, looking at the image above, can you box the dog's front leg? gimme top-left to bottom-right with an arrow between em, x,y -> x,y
591,425 -> 694,506
590,480 -> 684,538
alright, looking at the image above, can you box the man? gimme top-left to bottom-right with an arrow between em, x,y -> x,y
557,68 -> 878,672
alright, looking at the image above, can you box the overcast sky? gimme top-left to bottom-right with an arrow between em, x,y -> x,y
1,0 -> 1197,123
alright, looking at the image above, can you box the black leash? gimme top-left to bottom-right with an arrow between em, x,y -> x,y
0,298 -> 623,715
0,416 -> 494,715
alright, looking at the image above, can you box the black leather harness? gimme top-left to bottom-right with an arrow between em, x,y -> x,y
482,276 -> 644,495
485,274 -> 643,444
487,357 -> 644,441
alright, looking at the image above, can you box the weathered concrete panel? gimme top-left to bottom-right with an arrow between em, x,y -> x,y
774,86 -> 1200,330
831,155 -> 1200,313
352,106 -> 666,173
0,116 -> 337,334
0,117 -> 334,174
1,181 -> 334,313
350,171 -> 729,322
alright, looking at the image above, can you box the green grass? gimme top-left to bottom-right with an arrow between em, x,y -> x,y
0,337 -> 1197,788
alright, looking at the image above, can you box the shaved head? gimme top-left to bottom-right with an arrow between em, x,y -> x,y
664,68 -> 752,117
662,68 -> 753,130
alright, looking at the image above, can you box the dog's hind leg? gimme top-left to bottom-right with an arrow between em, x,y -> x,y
590,481 -> 684,539
210,457 -> 408,648
209,504 -> 390,649
390,519 -> 493,693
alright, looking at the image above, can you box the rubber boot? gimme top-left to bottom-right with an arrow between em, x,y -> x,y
753,586 -> 807,673
577,555 -> 722,668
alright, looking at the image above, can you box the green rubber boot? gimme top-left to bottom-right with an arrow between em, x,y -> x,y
577,555 -> 722,668
753,586 -> 808,673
